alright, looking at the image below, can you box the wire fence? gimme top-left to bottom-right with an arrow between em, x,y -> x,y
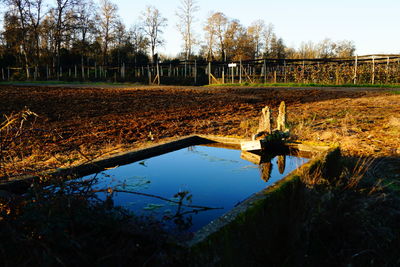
2,54 -> 400,85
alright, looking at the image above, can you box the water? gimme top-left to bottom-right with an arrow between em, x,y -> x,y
79,145 -> 308,233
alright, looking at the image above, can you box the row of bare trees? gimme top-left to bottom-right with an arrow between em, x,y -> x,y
0,0 -> 357,78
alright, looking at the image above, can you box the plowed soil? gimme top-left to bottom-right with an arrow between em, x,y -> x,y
0,85 -> 399,179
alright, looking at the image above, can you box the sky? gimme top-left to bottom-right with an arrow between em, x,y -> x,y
114,0 -> 400,57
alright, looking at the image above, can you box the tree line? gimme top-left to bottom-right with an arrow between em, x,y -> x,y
0,0 -> 356,78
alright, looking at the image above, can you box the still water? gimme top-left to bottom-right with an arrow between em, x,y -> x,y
80,145 -> 308,233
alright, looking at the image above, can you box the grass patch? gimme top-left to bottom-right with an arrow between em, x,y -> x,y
205,82 -> 400,89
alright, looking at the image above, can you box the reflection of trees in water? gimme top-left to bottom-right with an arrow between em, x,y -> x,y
278,155 -> 286,174
93,185 -> 222,232
260,162 -> 272,182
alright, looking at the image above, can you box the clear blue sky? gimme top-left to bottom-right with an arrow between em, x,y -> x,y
115,0 -> 400,57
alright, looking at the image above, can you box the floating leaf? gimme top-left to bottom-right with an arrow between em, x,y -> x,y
143,203 -> 165,211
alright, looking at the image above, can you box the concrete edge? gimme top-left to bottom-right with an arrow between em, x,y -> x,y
0,135 -> 213,192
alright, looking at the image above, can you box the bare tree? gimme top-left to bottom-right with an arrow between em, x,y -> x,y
262,23 -> 274,57
129,24 -> 148,54
26,0 -> 45,71
4,0 -> 31,77
175,0 -> 198,60
53,0 -> 80,74
203,12 -> 215,61
247,20 -> 265,59
334,40 -> 355,58
141,5 -> 167,63
75,0 -> 96,44
317,38 -> 336,58
204,12 -> 228,61
98,0 -> 118,66
298,41 -> 318,58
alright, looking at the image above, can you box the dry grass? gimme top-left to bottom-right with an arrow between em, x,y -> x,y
289,94 -> 400,157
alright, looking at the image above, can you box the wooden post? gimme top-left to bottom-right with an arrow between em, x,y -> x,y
194,60 -> 197,84
239,59 -> 242,84
1,68 -> 4,80
273,70 -> 277,83
147,65 -> 151,85
95,62 -> 97,79
398,59 -> 400,84
34,66 -> 38,80
184,60 -> 187,78
354,55 -> 358,84
46,65 -> 49,80
156,61 -> 160,85
7,67 -> 10,80
231,65 -> 234,84
69,68 -> 71,77
74,65 -> 77,79
302,61 -> 305,84
208,62 -> 211,85
386,56 -> 390,83
372,56 -> 375,85
222,66 -> 225,84
81,58 -> 85,79
335,64 -> 339,85
263,60 -> 267,84
284,60 -> 287,83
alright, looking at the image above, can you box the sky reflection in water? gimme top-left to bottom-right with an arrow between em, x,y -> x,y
82,145 -> 308,232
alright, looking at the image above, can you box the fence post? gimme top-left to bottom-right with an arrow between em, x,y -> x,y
353,55 -> 358,84
81,58 -> 85,79
95,62 -> 97,79
263,59 -> 267,84
208,62 -> 211,85
184,60 -> 187,78
75,65 -> 77,79
7,67 -> 10,80
194,60 -> 197,85
371,56 -> 375,85
231,65 -> 234,84
222,66 -> 223,84
147,65 -> 151,85
156,61 -> 160,85
239,59 -> 242,84
386,56 -> 390,83
284,60 -> 287,83
335,64 -> 339,85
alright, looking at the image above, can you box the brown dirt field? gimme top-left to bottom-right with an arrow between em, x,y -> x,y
0,85 -> 399,180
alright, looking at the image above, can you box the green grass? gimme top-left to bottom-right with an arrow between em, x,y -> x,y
205,82 -> 400,89
390,90 -> 400,94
